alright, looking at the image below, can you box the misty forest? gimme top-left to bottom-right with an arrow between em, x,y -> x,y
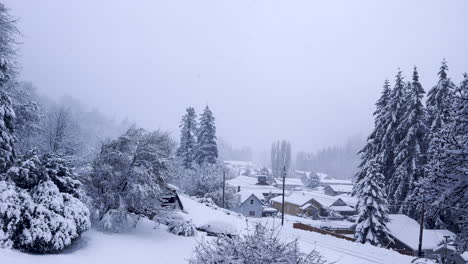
0,1 -> 467,264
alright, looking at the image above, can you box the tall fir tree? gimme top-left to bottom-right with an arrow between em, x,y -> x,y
393,67 -> 428,215
382,70 -> 408,208
194,105 -> 218,165
354,159 -> 392,246
423,73 -> 468,251
426,59 -> 455,138
0,90 -> 15,173
354,79 -> 392,189
176,107 -> 197,168
0,6 -> 16,173
421,60 -> 457,222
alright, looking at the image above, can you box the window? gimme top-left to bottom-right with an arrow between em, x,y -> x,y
250,199 -> 254,204
249,211 -> 255,216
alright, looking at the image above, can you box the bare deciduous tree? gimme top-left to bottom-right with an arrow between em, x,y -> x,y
47,106 -> 80,155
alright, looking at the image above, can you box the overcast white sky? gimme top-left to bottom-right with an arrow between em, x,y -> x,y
4,0 -> 468,153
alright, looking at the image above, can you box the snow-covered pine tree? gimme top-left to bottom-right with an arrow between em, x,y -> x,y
0,5 -> 17,171
354,79 -> 392,189
4,82 -> 44,155
354,159 -> 392,246
429,73 -> 467,251
426,59 -> 455,140
393,67 -> 428,216
383,70 -> 409,209
176,107 -> 197,169
0,90 -> 15,173
302,172 -> 320,189
419,60 -> 457,225
194,105 -> 218,165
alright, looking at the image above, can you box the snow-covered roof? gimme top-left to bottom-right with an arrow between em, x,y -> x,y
308,192 -> 343,207
238,191 -> 271,204
227,175 -> 259,187
239,193 -> 263,206
262,207 -> 278,213
224,160 -> 255,167
329,205 -> 355,212
227,176 -> 282,203
316,172 -> 353,185
275,177 -> 304,186
271,191 -> 342,208
295,170 -> 311,177
321,178 -> 353,185
227,175 -> 282,204
326,185 -> 353,193
387,214 -> 456,250
271,192 -> 312,207
336,194 -> 358,207
461,251 -> 468,261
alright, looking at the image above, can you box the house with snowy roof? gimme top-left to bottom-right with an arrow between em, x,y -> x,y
316,173 -> 353,186
432,245 -> 467,264
233,192 -> 278,218
270,191 -> 353,219
274,177 -> 304,190
387,214 -> 457,259
323,184 -> 353,196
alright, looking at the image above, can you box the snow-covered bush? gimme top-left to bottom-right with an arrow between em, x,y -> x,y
98,209 -> 140,233
190,224 -> 327,264
167,219 -> 196,237
0,181 -> 29,248
88,127 -> 176,232
0,152 -> 90,253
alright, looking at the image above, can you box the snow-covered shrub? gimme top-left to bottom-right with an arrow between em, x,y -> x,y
167,219 -> 196,237
0,181 -> 30,248
158,211 -> 196,237
0,153 -> 90,253
190,224 -> 327,264
98,209 -> 140,233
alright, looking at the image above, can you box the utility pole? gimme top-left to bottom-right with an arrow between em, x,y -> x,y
443,235 -> 450,264
222,171 -> 226,208
417,204 -> 425,257
281,165 -> 286,226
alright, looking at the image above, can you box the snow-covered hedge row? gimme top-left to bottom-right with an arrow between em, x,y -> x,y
0,151 -> 90,253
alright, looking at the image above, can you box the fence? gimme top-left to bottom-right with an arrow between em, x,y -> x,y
292,222 -> 356,242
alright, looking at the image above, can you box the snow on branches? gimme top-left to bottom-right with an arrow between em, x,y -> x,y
0,151 -> 90,253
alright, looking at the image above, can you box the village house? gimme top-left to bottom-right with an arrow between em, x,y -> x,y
387,214 -> 457,260
235,193 -> 264,218
270,191 -> 353,219
316,172 -> 353,187
323,184 -> 353,196
432,245 -> 467,264
274,177 -> 305,190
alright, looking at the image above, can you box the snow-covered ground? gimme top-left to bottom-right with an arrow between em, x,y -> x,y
0,194 -> 426,264
0,218 -> 198,264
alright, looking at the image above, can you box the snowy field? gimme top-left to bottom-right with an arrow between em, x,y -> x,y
0,194 -> 426,264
